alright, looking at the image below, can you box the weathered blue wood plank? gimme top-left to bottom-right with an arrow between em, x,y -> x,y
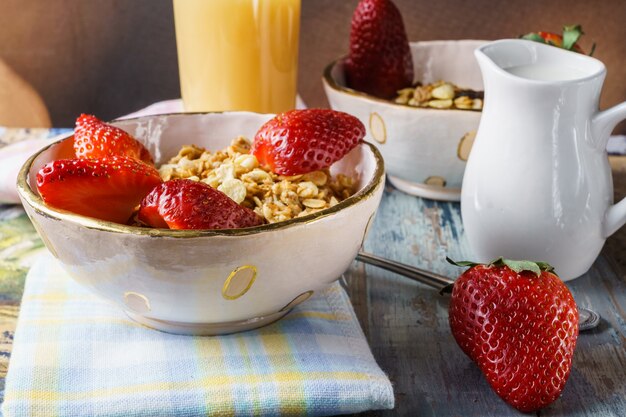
345,183 -> 626,417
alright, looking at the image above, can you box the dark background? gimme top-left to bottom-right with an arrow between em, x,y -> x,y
1,0 -> 625,132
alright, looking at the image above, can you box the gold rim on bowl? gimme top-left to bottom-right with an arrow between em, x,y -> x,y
16,112 -> 386,237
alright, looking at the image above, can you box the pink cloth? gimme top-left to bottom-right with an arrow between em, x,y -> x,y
0,100 -> 182,204
1,138 -> 52,203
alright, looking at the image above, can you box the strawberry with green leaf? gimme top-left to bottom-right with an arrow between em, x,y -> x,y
521,24 -> 595,55
447,257 -> 579,413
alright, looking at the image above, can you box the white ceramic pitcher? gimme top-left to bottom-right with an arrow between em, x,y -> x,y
461,39 -> 626,281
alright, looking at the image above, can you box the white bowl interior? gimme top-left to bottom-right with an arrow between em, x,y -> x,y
411,40 -> 485,89
331,40 -> 485,91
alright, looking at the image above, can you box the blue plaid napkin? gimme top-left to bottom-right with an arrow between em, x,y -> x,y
2,253 -> 394,416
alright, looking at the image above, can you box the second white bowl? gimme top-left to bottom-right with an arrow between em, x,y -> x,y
323,40 -> 485,201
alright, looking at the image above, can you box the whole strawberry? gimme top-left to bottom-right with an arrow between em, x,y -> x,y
447,258 -> 579,413
37,156 -> 162,224
345,0 -> 414,98
74,114 -> 153,164
138,179 -> 264,230
252,109 -> 365,175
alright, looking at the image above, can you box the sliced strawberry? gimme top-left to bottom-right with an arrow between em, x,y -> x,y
74,114 -> 154,164
138,179 -> 264,230
345,0 -> 414,98
36,156 -> 162,224
252,109 -> 365,175
448,258 -> 579,412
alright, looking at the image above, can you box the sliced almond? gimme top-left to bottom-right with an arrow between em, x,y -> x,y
454,96 -> 474,109
302,171 -> 328,186
218,178 -> 247,203
431,83 -> 455,100
302,198 -> 327,209
297,181 -> 319,198
243,169 -> 272,183
428,99 -> 453,109
234,154 -> 258,172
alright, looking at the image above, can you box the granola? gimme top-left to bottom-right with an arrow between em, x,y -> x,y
394,81 -> 483,110
158,137 -> 356,224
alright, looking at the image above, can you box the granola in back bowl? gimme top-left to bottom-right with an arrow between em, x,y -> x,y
158,136 -> 356,224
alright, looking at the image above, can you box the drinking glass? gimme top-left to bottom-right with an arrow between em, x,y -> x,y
173,0 -> 301,114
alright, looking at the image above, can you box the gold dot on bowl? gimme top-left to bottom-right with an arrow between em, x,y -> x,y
369,112 -> 387,144
425,176 -> 447,187
222,265 -> 257,300
123,292 -> 151,313
280,290 -> 314,312
457,131 -> 477,161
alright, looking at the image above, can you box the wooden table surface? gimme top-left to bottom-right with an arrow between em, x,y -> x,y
345,155 -> 626,416
0,126 -> 624,416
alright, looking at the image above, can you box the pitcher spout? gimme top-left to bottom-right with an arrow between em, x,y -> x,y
475,39 -> 605,83
474,39 -> 539,76
475,39 -> 608,149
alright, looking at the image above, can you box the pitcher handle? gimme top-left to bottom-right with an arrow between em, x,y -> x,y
592,101 -> 626,237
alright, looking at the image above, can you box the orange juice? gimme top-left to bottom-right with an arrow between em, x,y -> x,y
173,0 -> 301,114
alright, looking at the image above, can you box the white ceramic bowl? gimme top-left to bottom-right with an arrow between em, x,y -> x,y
323,40 -> 485,201
17,112 -> 385,335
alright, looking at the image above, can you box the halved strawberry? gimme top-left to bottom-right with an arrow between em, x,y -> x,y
74,114 -> 154,164
252,109 -> 365,175
138,179 -> 264,230
36,156 -> 163,224
521,24 -> 593,55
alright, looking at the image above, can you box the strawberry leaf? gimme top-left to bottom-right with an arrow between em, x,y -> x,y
446,256 -> 556,276
562,25 -> 583,51
494,258 -> 556,276
563,25 -> 583,51
520,33 -> 546,43
534,261 -> 556,273
446,257 -> 481,268
498,259 -> 541,275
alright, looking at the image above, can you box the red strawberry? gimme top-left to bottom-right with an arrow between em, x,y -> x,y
345,0 -> 414,99
252,109 -> 365,175
521,24 -> 593,55
36,156 -> 162,224
138,179 -> 264,230
447,258 -> 578,413
74,114 -> 154,164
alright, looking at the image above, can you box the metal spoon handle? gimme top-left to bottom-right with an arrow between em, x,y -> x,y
356,251 -> 600,331
356,251 -> 453,290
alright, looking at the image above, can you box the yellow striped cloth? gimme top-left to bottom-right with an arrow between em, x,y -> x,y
2,253 -> 394,416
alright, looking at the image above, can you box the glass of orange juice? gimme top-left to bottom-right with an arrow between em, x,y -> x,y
173,0 -> 301,114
